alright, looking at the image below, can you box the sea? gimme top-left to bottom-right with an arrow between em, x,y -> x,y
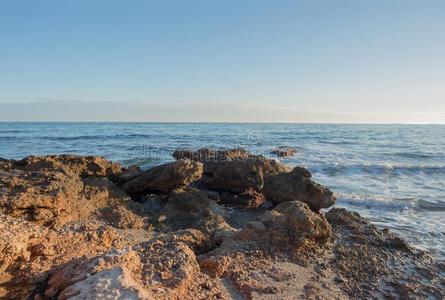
1,122 -> 444,258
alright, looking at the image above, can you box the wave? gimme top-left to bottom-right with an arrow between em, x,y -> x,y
0,133 -> 162,141
391,152 -> 435,159
336,193 -> 445,212
319,163 -> 445,177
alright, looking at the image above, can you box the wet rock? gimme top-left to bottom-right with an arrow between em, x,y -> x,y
122,159 -> 203,197
264,166 -> 336,211
270,146 -> 297,157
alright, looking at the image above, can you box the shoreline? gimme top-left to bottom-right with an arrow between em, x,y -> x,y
0,150 -> 444,299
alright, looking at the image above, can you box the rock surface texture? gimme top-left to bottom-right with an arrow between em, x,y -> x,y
0,151 -> 443,299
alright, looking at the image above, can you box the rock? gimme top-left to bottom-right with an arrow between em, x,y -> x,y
271,146 -> 297,157
199,256 -> 232,278
264,166 -> 336,211
236,201 -> 331,251
49,238 -> 202,300
172,148 -> 250,162
140,194 -> 166,214
0,158 -> 134,226
220,189 -> 266,207
164,188 -> 232,235
202,159 -> 265,193
122,160 -> 203,197
159,229 -> 215,254
326,208 -> 367,226
273,201 -> 332,242
58,268 -> 150,300
98,204 -> 146,229
118,164 -> 142,183
13,155 -> 122,180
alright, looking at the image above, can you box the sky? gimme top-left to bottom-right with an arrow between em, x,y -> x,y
0,0 -> 444,123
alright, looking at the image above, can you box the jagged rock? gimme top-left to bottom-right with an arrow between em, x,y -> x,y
122,160 -> 203,197
164,188 -> 232,235
270,146 -> 297,157
59,268 -> 150,300
0,168 -> 130,225
264,166 -> 335,211
13,155 -> 122,180
98,204 -> 147,229
238,201 -> 331,251
220,188 -> 266,207
1,153 -> 443,300
159,229 -> 215,254
48,238 -> 202,300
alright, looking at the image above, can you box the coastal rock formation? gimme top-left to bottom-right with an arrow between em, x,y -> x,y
0,163 -> 134,226
264,166 -> 336,211
172,147 -> 249,162
122,159 -> 203,196
13,154 -> 122,180
163,188 -> 232,235
220,188 -> 266,207
0,152 -> 443,299
271,146 -> 297,157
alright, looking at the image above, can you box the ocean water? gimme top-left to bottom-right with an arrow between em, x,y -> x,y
1,122 -> 444,258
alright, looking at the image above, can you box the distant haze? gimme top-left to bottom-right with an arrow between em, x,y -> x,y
1,1 -> 444,123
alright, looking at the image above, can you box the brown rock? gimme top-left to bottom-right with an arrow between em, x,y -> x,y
264,166 -> 336,211
172,147 -> 249,162
49,238 -> 201,300
234,201 -> 331,252
13,154 -> 122,180
122,159 -> 203,196
271,146 -> 297,157
98,204 -> 146,229
199,256 -> 232,278
0,166 -> 132,226
164,188 -> 232,235
220,189 -> 266,207
202,159 -> 265,193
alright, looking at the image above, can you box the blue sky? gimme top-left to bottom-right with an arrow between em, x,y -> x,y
1,0 -> 444,122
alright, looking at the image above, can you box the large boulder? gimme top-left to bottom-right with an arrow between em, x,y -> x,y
203,159 -> 265,193
122,160 -> 203,196
264,166 -> 336,211
201,157 -> 290,193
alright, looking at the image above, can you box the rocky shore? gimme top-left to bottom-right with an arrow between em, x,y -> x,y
0,149 -> 443,299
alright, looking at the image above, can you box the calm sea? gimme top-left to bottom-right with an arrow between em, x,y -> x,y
1,122 -> 444,258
